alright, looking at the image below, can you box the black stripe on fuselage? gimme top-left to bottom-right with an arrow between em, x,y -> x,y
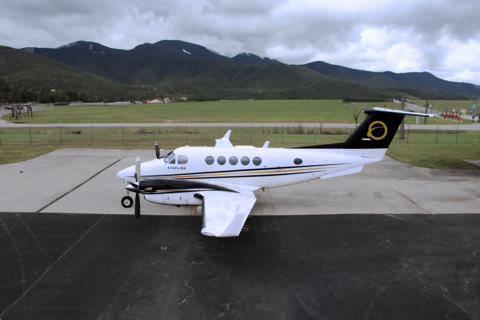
127,163 -> 349,180
142,169 -> 328,180
162,163 -> 345,176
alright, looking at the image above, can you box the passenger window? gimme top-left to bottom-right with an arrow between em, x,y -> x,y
205,156 -> 214,165
217,156 -> 226,165
241,156 -> 250,165
253,157 -> 262,166
177,155 -> 188,164
229,156 -> 238,165
294,158 -> 303,165
169,157 -> 176,164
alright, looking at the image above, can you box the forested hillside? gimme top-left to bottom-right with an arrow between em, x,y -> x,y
0,39 -> 477,102
1,45 -> 390,102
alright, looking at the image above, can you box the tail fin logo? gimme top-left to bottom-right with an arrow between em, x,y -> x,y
367,121 -> 388,140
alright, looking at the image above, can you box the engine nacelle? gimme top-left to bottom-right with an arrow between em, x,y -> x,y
144,193 -> 202,206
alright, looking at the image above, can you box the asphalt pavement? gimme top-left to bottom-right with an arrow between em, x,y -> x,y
1,213 -> 479,319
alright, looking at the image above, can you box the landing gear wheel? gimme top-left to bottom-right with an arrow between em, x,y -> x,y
121,196 -> 133,208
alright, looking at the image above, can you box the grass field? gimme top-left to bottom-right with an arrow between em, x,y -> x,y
2,100 -> 459,125
1,126 -> 479,170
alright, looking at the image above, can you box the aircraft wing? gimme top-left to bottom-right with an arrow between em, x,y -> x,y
195,186 -> 256,237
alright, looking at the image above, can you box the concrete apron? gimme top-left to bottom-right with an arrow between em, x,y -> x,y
0,148 -> 479,215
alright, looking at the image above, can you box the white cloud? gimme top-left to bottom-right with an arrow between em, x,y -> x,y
1,0 -> 480,84
443,39 -> 480,83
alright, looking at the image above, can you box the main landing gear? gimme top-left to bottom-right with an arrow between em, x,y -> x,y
121,195 -> 134,208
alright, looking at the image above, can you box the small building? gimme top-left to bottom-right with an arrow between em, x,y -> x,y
180,97 -> 187,102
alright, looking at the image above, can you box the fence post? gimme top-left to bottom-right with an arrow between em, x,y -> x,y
436,124 -> 439,143
282,124 -> 284,144
407,125 -> 410,144
154,124 -> 156,143
122,125 -> 124,145
456,123 -> 459,143
314,124 -> 316,144
91,125 -> 93,145
250,124 -> 252,144
186,123 -> 188,144
29,126 -> 32,145
218,124 -> 220,138
344,122 -> 346,139
60,125 -> 62,145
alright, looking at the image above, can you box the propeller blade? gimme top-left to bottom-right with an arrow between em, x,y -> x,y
135,157 -> 141,182
155,142 -> 160,159
134,192 -> 140,219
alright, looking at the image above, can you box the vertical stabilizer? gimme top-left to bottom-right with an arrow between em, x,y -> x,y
295,108 -> 432,159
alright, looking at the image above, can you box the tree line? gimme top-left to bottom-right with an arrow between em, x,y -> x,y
0,78 -> 100,104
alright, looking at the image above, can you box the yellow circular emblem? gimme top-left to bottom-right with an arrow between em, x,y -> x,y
367,121 -> 388,140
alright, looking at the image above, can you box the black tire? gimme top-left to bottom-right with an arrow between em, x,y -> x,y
121,196 -> 133,208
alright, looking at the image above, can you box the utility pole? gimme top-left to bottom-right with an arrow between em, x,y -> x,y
399,92 -> 405,139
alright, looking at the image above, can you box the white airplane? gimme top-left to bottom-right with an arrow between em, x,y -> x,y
117,108 -> 431,237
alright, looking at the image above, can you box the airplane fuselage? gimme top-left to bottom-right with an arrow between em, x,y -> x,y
117,145 -> 379,206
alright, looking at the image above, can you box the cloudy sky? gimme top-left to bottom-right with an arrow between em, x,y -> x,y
2,0 -> 480,84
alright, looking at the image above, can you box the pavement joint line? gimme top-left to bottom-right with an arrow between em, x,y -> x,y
35,158 -> 124,213
0,214 -> 106,318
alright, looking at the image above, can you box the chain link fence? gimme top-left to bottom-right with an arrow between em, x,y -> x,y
0,124 -> 478,149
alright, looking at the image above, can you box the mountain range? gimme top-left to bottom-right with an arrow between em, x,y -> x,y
0,39 -> 478,101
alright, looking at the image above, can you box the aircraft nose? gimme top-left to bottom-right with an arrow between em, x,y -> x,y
117,166 -> 133,181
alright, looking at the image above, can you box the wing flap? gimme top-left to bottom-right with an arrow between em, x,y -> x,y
197,188 -> 256,237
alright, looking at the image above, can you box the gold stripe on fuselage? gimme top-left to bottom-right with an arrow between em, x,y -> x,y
141,166 -> 333,180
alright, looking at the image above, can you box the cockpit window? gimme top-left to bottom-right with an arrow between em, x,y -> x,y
164,152 -> 175,163
169,157 -> 176,164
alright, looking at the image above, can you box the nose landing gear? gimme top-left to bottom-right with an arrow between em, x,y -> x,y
121,196 -> 134,208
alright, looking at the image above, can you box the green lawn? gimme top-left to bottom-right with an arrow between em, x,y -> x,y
1,126 -> 479,170
2,100 -> 459,125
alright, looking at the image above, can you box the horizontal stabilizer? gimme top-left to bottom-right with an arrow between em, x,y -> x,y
370,107 -> 433,117
321,166 -> 364,179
